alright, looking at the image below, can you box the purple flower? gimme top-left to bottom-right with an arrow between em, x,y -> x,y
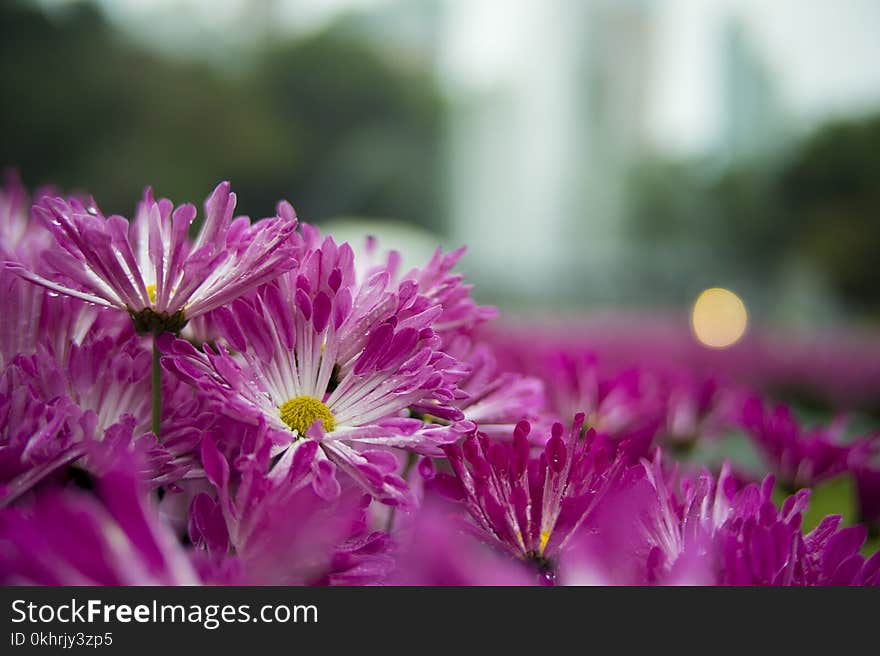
0,268 -> 105,368
486,316 -> 880,416
506,349 -> 666,439
163,235 -> 469,505
435,414 -> 642,578
398,246 -> 498,345
389,494 -> 536,585
1,330 -> 203,505
555,457 -> 729,584
5,170 -> 878,588
499,346 -> 736,452
441,336 -> 545,442
715,473 -> 879,585
562,453 -> 880,585
800,515 -> 880,585
188,419 -> 394,585
0,169 -> 53,261
5,182 -> 298,334
402,336 -> 545,450
704,469 -> 808,585
0,372 -> 91,507
741,395 -> 879,489
327,232 -> 498,347
0,445 -> 200,585
0,172 -> 105,367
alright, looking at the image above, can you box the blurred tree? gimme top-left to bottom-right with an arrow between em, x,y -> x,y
0,0 -> 445,230
0,1 -> 285,216
777,116 -> 880,315
250,27 -> 446,230
626,113 -> 880,318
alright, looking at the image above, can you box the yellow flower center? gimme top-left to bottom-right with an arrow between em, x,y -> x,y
279,396 -> 335,435
146,283 -> 157,304
540,530 -> 551,554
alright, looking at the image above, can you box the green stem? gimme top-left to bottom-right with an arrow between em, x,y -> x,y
400,451 -> 419,480
152,332 -> 162,441
385,452 -> 419,532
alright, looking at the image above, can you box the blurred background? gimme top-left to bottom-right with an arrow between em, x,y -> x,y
3,0 -> 880,330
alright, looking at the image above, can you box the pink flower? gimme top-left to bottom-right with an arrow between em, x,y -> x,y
163,236 -> 469,506
5,182 -> 298,334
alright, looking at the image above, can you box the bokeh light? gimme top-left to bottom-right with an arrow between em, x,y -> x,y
691,287 -> 748,348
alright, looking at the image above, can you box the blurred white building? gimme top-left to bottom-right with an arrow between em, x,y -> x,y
438,0 -> 880,308
439,0 -> 658,307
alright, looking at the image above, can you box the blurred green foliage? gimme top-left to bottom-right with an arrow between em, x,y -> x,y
772,474 -> 859,535
627,114 -> 880,317
779,118 -> 880,315
0,1 -> 445,228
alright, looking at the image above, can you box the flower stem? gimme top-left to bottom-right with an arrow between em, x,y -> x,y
385,452 -> 419,532
152,332 -> 162,441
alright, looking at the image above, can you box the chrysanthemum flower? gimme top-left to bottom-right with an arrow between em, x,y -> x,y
389,493 -> 536,585
0,171 -> 105,366
1,330 -> 204,504
0,169 -> 53,260
341,232 -> 539,439
538,350 -> 728,448
713,473 -> 879,585
0,268 -> 104,368
0,445 -> 200,585
800,514 -> 880,585
434,414 -> 644,580
412,335 -> 545,445
564,453 -> 880,585
163,235 -> 468,505
564,456 -> 744,585
189,419 -> 394,585
397,246 -> 498,344
660,375 -> 735,450
292,229 -> 513,440
305,228 -> 498,346
5,182 -> 298,334
0,373 -> 89,507
741,395 -> 879,489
